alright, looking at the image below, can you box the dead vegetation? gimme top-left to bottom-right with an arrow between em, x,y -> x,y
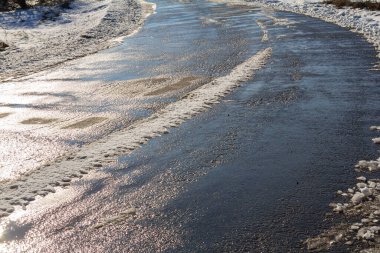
324,0 -> 380,11
0,0 -> 71,11
0,41 -> 9,51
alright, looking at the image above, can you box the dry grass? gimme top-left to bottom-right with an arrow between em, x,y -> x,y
324,0 -> 380,11
0,41 -> 9,51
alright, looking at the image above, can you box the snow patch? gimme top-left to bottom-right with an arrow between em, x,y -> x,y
0,0 -> 154,81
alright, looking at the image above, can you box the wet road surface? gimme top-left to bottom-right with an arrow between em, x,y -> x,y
1,0 -> 380,252
0,0 -> 264,180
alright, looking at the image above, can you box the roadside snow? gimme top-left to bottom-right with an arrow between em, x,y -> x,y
215,0 -> 379,62
249,0 -> 380,60
0,0 -> 153,81
0,0 -> 109,49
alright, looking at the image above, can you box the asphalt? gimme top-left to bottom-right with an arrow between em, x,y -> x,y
1,0 -> 380,252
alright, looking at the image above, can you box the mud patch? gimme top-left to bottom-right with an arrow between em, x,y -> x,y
133,77 -> 170,87
103,77 -> 171,97
63,117 -> 107,129
21,118 -> 57,124
105,76 -> 210,98
0,113 -> 11,119
146,77 -> 204,96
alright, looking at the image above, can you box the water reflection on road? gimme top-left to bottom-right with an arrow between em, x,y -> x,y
0,0 -> 265,180
1,0 -> 380,252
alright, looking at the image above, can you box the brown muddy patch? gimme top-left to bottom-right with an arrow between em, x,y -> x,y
63,117 -> 107,129
104,76 -> 210,98
21,118 -> 57,124
133,77 -> 170,87
146,77 -> 201,96
103,77 -> 171,97
0,113 -> 11,119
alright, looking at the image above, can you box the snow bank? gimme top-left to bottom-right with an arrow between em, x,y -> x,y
250,0 -> 380,60
215,0 -> 379,61
0,0 -> 154,81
